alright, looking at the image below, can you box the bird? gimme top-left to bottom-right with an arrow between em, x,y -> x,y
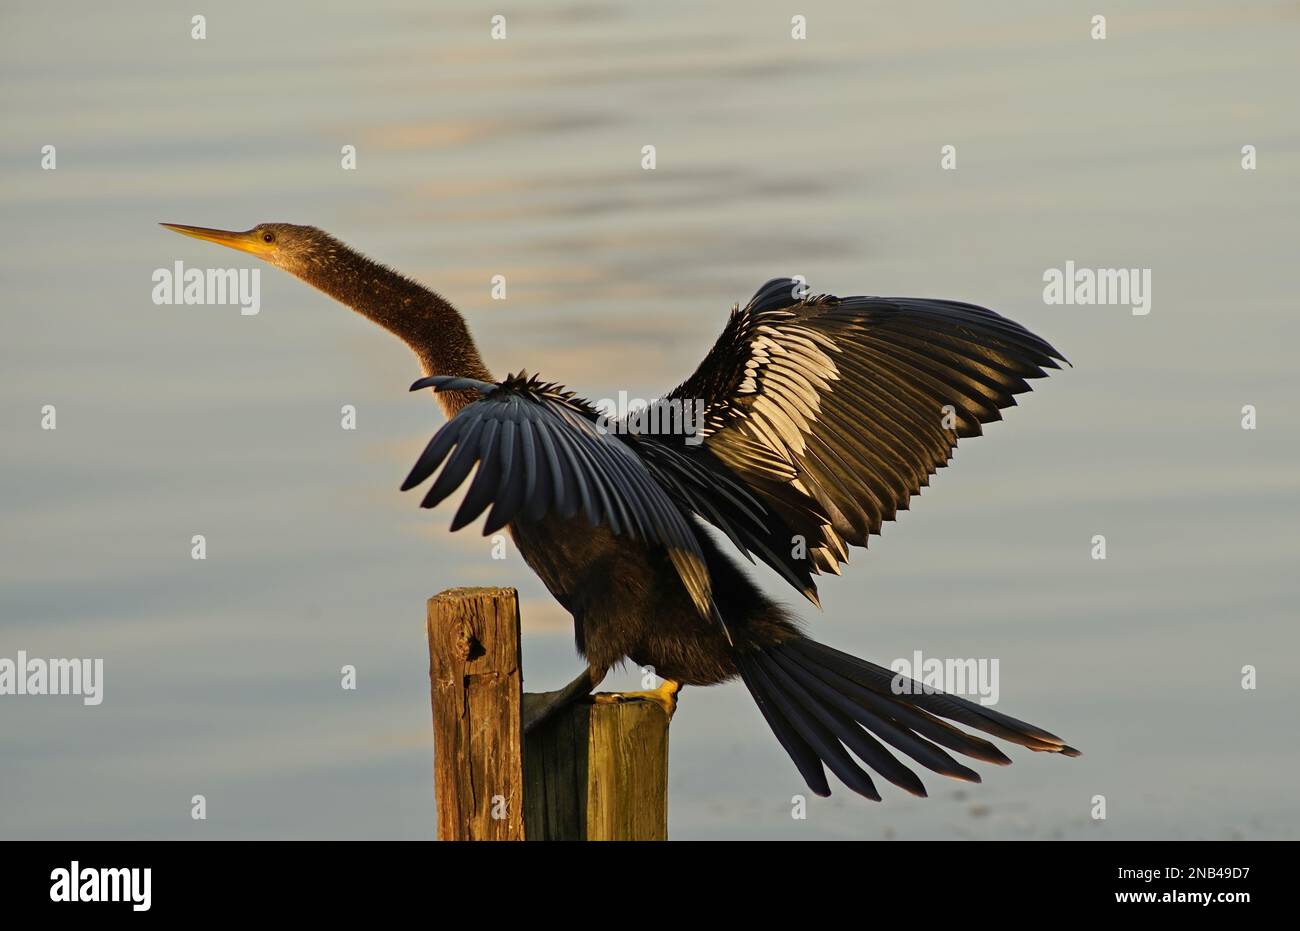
162,221 -> 1080,801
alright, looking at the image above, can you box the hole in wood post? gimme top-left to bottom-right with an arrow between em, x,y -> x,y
455,628 -> 486,662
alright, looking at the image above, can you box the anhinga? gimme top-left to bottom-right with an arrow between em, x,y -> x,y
163,222 -> 1079,801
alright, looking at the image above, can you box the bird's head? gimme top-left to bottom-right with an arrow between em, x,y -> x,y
160,222 -> 341,277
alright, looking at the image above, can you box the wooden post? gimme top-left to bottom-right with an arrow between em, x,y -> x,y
524,699 -> 670,840
427,586 -> 525,840
427,586 -> 669,840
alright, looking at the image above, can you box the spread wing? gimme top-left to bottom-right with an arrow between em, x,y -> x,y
629,434 -> 821,604
664,277 -> 1067,583
401,372 -> 722,627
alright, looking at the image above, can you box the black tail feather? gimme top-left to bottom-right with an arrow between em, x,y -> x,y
781,645 -> 1012,767
739,638 -> 1079,800
743,655 -> 882,800
790,639 -> 1078,753
736,654 -> 831,797
770,648 -> 979,785
765,651 -> 929,796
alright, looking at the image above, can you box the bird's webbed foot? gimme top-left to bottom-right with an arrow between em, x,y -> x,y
591,678 -> 681,720
521,665 -> 606,733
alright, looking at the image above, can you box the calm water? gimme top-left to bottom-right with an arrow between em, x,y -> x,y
2,0 -> 1298,839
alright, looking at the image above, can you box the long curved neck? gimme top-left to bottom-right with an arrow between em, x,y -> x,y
295,246 -> 491,417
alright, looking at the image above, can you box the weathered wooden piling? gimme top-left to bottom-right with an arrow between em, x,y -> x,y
426,586 -> 670,840
426,587 -> 525,840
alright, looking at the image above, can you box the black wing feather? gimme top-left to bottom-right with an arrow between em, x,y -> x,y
404,372 -> 719,626
661,278 -> 1066,593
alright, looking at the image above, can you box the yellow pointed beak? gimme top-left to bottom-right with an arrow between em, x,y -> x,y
159,223 -> 276,258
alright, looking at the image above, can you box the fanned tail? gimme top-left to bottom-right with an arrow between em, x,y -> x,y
737,637 -> 1079,800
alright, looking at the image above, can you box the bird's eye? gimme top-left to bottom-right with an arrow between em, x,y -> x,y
262,232 -> 275,244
